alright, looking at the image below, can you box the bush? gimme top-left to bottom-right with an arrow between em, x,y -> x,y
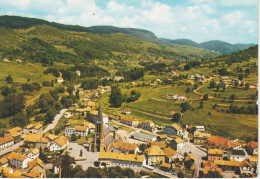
94,161 -> 100,167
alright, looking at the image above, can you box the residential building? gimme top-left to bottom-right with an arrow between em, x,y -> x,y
44,133 -> 59,143
249,156 -> 258,167
247,141 -> 258,156
163,123 -> 182,135
208,149 -> 224,161
195,125 -> 205,132
147,141 -> 166,150
114,76 -> 124,81
122,108 -> 131,114
57,77 -> 64,84
24,123 -> 43,134
0,136 -> 14,150
164,147 -> 184,163
213,159 -> 254,174
204,135 -> 241,150
228,150 -> 246,162
2,58 -> 10,62
65,128 -> 75,136
138,120 -> 155,132
202,160 -> 223,177
111,142 -> 139,154
130,131 -> 157,142
4,127 -> 23,138
99,152 -> 145,168
7,152 -> 31,169
75,70 -> 81,76
87,101 -> 96,109
0,167 -> 13,175
219,82 -> 229,88
146,145 -> 165,166
27,148 -> 40,160
63,112 -> 72,118
193,132 -> 211,145
98,86 -> 111,93
0,158 -> 8,167
21,172 -> 41,178
170,137 -> 184,150
74,126 -> 88,136
50,136 -> 69,152
27,158 -> 45,178
157,134 -> 167,141
24,134 -> 49,148
120,115 -> 139,127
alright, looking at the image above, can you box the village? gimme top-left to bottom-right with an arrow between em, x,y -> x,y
0,68 -> 258,178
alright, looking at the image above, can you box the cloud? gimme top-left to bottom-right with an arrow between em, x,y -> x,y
219,0 -> 257,6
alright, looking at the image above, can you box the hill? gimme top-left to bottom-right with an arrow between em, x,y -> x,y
160,38 -> 255,54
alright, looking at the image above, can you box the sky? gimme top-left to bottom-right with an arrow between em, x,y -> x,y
0,0 -> 258,44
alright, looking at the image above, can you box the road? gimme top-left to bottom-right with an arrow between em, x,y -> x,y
73,84 -> 81,95
41,109 -> 68,134
0,141 -> 24,156
178,142 -> 207,178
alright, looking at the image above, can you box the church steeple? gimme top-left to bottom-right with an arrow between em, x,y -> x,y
96,101 -> 103,124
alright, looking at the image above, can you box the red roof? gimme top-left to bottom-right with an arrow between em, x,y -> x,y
248,141 -> 258,149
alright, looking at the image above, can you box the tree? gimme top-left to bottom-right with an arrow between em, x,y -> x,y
45,108 -> 57,124
209,81 -> 216,88
130,90 -> 136,95
139,143 -> 147,152
180,102 -> 191,113
245,83 -> 250,90
67,85 -> 74,95
186,87 -> 191,93
203,94 -> 208,101
109,86 -> 122,107
177,171 -> 184,178
5,75 -> 13,84
199,101 -> 204,109
204,171 -> 223,178
184,159 -> 194,170
184,64 -> 191,71
71,133 -> 77,141
230,94 -> 236,101
123,168 -> 135,178
61,152 -> 74,178
10,112 -> 29,127
235,81 -> 239,88
238,74 -> 243,81
245,68 -> 250,77
172,113 -> 181,122
216,85 -> 219,91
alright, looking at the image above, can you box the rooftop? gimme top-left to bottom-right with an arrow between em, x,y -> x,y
204,135 -> 241,149
130,131 -> 157,141
53,136 -> 68,147
231,150 -> 246,156
171,123 -> 182,131
0,136 -> 14,145
164,147 -> 178,158
208,149 -> 223,155
113,142 -> 137,151
99,152 -> 145,163
147,145 -> 165,156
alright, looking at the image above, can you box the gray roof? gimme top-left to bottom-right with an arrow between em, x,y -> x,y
104,136 -> 114,146
96,101 -> 103,124
231,150 -> 246,156
130,131 -> 157,141
103,126 -> 116,136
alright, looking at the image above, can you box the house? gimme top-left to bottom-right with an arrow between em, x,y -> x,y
249,156 -> 258,167
231,79 -> 241,84
202,160 -> 223,177
0,166 -> 13,175
78,88 -> 84,94
21,172 -> 42,178
15,59 -> 22,63
99,152 -> 145,168
98,86 -> 111,93
65,127 -> 75,136
114,76 -> 124,81
221,76 -> 230,82
87,101 -> 96,109
120,115 -> 139,127
186,154 -> 195,162
163,123 -> 182,135
52,155 -> 75,174
247,141 -> 258,156
24,123 -> 43,134
130,131 -> 157,142
164,147 -> 184,163
195,125 -> 205,132
63,112 -> 72,118
2,58 -> 10,62
50,136 -> 69,152
57,77 -> 64,84
178,96 -> 187,101
228,150 -> 246,162
122,108 -> 131,114
7,152 -> 31,169
0,136 -> 14,150
186,80 -> 195,85
75,70 -> 81,76
75,107 -> 91,116
138,120 -> 156,132
219,82 -> 229,88
27,148 -> 40,160
182,130 -> 189,140
24,134 -> 49,148
147,141 -> 166,150
208,149 -> 223,161
44,133 -> 59,143
213,159 -> 254,174
27,158 -> 45,178
157,134 -> 167,141
146,145 -> 165,166
170,137 -> 184,150
0,158 -> 8,167
74,126 -> 88,136
4,127 -> 23,138
193,132 -> 211,145
204,135 -> 241,150
111,142 -> 139,154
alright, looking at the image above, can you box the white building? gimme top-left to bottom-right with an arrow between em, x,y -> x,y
228,150 -> 246,162
57,77 -> 64,84
74,126 -> 88,136
65,128 -> 75,136
27,148 -> 40,160
195,125 -> 205,132
50,136 -> 69,152
0,136 -> 14,150
7,152 -> 31,169
64,112 -> 72,118
170,137 -> 185,150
